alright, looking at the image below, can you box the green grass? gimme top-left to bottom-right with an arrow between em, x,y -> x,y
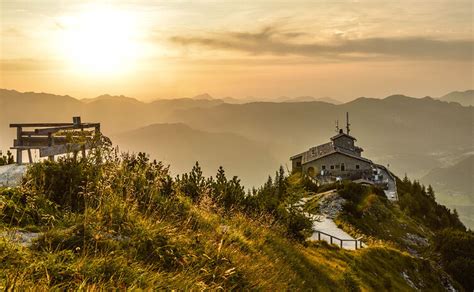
0,155 -> 460,290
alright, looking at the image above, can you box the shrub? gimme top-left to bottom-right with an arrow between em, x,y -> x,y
433,229 -> 474,290
0,150 -> 14,166
0,187 -> 59,227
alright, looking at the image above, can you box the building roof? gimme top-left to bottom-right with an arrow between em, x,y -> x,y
290,152 -> 304,160
330,132 -> 357,141
305,148 -> 373,164
290,126 -> 371,165
290,140 -> 373,165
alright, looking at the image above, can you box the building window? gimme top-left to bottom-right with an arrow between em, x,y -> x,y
322,165 -> 326,170
341,163 -> 345,171
330,165 -> 334,170
356,164 -> 360,169
296,162 -> 301,167
336,164 -> 340,169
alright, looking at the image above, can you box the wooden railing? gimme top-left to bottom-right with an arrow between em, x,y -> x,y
314,230 -> 365,250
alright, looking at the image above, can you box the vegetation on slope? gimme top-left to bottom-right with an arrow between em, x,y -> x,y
0,145 -> 458,290
332,178 -> 472,290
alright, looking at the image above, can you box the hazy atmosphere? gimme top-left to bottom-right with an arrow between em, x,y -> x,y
1,1 -> 473,290
1,0 -> 473,101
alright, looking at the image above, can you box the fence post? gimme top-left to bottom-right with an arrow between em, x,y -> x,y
330,236 -> 333,245
47,133 -> 54,161
340,240 -> 343,248
318,232 -> 321,241
16,127 -> 22,164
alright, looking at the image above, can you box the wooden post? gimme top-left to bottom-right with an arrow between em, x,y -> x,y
27,149 -> 33,163
355,241 -> 358,250
318,232 -> 321,241
81,125 -> 86,159
48,133 -> 54,161
16,127 -> 22,164
73,116 -> 81,126
340,240 -> 343,248
330,236 -> 333,245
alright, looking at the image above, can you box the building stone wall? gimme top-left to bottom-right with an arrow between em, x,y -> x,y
302,153 -> 372,178
333,136 -> 355,152
291,155 -> 303,171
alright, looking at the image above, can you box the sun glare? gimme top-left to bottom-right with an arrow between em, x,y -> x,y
60,7 -> 141,75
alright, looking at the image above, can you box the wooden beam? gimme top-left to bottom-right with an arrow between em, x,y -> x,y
10,123 -> 74,128
34,124 -> 100,135
14,137 -> 69,147
39,143 -> 91,157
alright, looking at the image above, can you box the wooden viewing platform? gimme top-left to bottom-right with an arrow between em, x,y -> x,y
10,117 -> 101,164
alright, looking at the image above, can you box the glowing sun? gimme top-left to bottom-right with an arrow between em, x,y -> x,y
60,7 -> 141,75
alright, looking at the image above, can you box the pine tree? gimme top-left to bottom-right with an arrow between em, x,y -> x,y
427,185 -> 436,200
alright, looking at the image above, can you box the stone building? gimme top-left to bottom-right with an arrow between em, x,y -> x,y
290,128 -> 374,180
290,113 -> 398,202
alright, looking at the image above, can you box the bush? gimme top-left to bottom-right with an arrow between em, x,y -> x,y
0,150 -> 14,166
433,229 -> 474,290
398,176 -> 465,231
0,187 -> 59,227
284,208 -> 313,241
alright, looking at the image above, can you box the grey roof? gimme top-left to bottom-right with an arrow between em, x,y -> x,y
304,148 -> 373,164
330,132 -> 357,141
291,140 -> 373,164
291,131 -> 371,164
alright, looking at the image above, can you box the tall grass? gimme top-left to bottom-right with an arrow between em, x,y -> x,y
0,144 -> 460,290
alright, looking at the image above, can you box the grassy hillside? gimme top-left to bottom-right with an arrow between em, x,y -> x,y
1,147 -> 468,290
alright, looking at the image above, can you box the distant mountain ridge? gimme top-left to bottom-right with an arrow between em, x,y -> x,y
81,94 -> 141,104
422,155 -> 474,202
439,90 -> 474,106
421,155 -> 474,228
113,123 -> 279,186
1,88 -> 473,209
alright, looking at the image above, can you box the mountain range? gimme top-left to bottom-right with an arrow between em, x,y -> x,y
439,90 -> 474,106
1,88 -> 473,226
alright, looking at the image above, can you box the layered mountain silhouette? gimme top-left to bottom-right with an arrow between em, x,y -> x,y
113,123 -> 279,185
422,155 -> 474,228
439,90 -> 474,106
1,88 -> 473,200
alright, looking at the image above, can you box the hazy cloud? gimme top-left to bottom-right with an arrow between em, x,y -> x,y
0,59 -> 60,72
171,27 -> 474,61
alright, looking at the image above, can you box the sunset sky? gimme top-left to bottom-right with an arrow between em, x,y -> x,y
1,0 -> 473,101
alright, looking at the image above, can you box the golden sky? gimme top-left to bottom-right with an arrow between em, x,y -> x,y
1,0 -> 473,101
